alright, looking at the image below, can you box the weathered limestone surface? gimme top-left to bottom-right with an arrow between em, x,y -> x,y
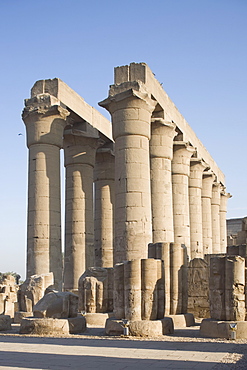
105,317 -> 174,336
170,243 -> 188,314
202,171 -> 214,255
0,315 -> 12,331
94,144 -> 115,268
148,242 -> 188,315
63,130 -> 99,291
211,182 -> 221,254
189,159 -> 207,259
33,291 -> 78,318
200,319 -> 247,339
22,95 -> 69,290
220,190 -> 231,252
18,273 -> 54,313
78,267 -> 113,313
209,256 -> 245,321
0,275 -> 18,318
23,64 -> 230,328
172,142 -> 195,257
113,257 -> 182,320
20,317 -> 70,335
150,119 -> 176,243
100,83 -> 156,263
188,258 -> 210,318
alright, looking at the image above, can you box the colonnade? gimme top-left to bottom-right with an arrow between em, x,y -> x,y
22,64 -> 231,291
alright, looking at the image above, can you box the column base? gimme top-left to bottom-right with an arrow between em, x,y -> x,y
105,317 -> 174,337
200,318 -> 247,339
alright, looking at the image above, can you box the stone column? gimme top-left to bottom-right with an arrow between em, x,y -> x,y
141,259 -> 158,320
100,86 -> 156,263
63,131 -> 98,291
189,159 -> 207,259
201,171 -> 214,255
113,263 -> 125,319
22,95 -> 69,290
225,256 -> 245,321
124,259 -> 142,321
150,119 -> 177,243
172,142 -> 195,258
94,144 -> 115,268
211,182 -> 221,254
220,189 -> 231,253
170,242 -> 185,314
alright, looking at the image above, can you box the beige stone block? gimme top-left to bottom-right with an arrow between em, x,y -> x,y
0,315 -> 11,331
68,315 -> 86,334
129,320 -> 163,337
20,317 -> 69,335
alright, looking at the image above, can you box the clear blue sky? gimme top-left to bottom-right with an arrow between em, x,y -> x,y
0,0 -> 246,279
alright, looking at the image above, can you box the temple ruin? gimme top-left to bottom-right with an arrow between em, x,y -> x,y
19,62 -> 247,338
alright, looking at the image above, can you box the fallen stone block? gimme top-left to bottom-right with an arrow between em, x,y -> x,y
0,315 -> 11,331
166,313 -> 195,328
14,311 -> 33,324
33,291 -> 78,319
200,318 -> 247,339
19,317 -> 69,335
68,315 -> 86,334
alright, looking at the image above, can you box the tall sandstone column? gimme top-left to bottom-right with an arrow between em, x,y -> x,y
63,131 -> 98,291
94,145 -> 115,267
22,95 -> 69,290
172,141 -> 195,258
220,188 -> 231,253
150,119 -> 176,243
211,182 -> 221,254
189,158 -> 207,259
100,85 -> 156,263
201,171 -> 214,255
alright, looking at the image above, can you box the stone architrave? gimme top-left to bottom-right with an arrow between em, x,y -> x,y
63,128 -> 99,292
94,144 -> 115,268
172,142 -> 195,258
211,182 -> 221,254
150,119 -> 177,243
220,188 -> 231,253
201,171 -> 214,255
99,84 -> 156,263
22,95 -> 69,290
189,158 -> 207,259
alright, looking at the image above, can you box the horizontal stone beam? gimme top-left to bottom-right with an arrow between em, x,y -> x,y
31,78 -> 113,141
114,63 -> 225,184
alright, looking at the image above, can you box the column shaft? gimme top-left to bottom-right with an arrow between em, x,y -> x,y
23,98 -> 69,290
189,159 -> 207,259
63,134 -> 98,291
150,119 -> 176,243
100,88 -> 156,263
94,147 -> 115,267
211,182 -> 221,254
201,172 -> 214,255
172,142 -> 195,258
220,190 -> 231,253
